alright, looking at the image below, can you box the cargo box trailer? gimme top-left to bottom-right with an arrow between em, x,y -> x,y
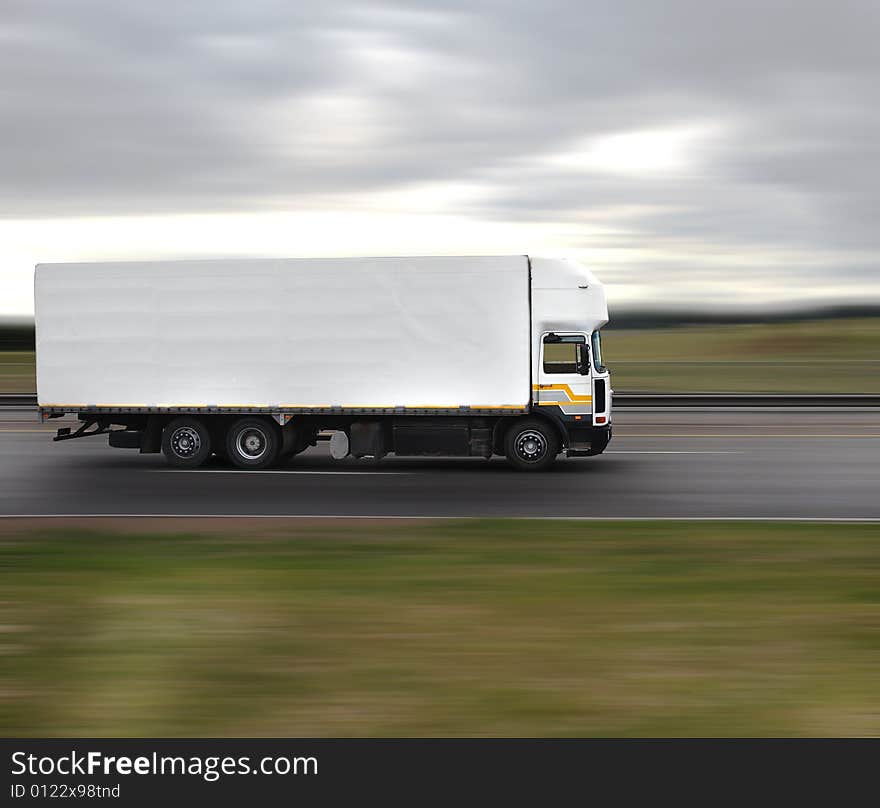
35,256 -> 611,470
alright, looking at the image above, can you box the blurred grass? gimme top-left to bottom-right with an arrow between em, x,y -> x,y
2,520 -> 880,737
7,318 -> 880,393
604,317 -> 880,392
0,352 -> 35,393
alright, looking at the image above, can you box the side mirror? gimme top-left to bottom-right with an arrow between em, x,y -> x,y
576,343 -> 590,376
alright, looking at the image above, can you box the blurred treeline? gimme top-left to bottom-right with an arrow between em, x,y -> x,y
0,321 -> 33,350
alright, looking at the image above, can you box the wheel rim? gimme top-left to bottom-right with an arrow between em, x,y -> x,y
236,427 -> 268,460
515,429 -> 548,462
170,426 -> 201,459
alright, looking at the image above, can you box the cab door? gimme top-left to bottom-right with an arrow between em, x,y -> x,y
535,332 -> 592,416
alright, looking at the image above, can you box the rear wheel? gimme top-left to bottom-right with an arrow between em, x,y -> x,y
504,418 -> 559,472
162,417 -> 212,468
226,418 -> 280,470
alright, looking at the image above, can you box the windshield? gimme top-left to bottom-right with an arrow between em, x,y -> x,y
591,330 -> 606,373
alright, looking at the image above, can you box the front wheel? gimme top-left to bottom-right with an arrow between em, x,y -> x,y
162,417 -> 212,468
504,418 -> 559,472
225,418 -> 280,470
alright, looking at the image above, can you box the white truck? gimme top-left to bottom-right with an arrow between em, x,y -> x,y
35,256 -> 611,470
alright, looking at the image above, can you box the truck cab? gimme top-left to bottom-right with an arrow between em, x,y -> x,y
522,258 -> 612,463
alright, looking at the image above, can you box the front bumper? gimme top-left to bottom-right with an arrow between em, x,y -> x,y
565,423 -> 612,457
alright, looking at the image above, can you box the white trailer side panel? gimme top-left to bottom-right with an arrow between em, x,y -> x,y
35,256 -> 531,410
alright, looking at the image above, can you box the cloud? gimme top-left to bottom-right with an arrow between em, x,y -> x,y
1,0 -> 879,314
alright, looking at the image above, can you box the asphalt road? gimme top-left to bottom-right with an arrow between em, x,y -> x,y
1,408 -> 879,519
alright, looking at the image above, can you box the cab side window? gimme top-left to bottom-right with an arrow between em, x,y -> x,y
542,334 -> 587,374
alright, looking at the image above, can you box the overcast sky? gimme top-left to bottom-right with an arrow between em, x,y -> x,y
2,0 -> 879,316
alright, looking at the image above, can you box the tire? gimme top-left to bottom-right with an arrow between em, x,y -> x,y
225,417 -> 280,470
161,417 -> 212,468
504,418 -> 559,472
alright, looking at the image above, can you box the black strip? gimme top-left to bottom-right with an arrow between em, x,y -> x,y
1,739 -> 876,805
594,379 -> 606,412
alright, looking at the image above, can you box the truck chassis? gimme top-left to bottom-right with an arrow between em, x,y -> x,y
43,408 -> 611,471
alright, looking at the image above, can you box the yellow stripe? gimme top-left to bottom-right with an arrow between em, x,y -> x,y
395,405 -> 457,409
532,384 -> 592,403
338,404 -> 525,410
338,405 -> 454,409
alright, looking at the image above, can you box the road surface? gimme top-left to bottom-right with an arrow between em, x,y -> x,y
1,409 -> 878,519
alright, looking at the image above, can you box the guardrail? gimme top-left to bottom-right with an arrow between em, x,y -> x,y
3,393 -> 880,408
0,394 -> 38,407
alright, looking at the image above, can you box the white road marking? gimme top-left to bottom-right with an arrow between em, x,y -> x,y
606,450 -> 742,454
0,514 -> 879,522
615,434 -> 880,438
4,429 -> 880,437
151,469 -> 411,475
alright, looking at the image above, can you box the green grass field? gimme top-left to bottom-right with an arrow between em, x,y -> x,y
603,317 -> 880,392
0,351 -> 35,393
5,318 -> 879,392
2,520 -> 880,737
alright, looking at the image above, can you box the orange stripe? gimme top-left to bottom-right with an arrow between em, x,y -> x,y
532,384 -> 592,403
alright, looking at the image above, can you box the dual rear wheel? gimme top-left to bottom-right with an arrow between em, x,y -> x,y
162,417 -> 280,470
